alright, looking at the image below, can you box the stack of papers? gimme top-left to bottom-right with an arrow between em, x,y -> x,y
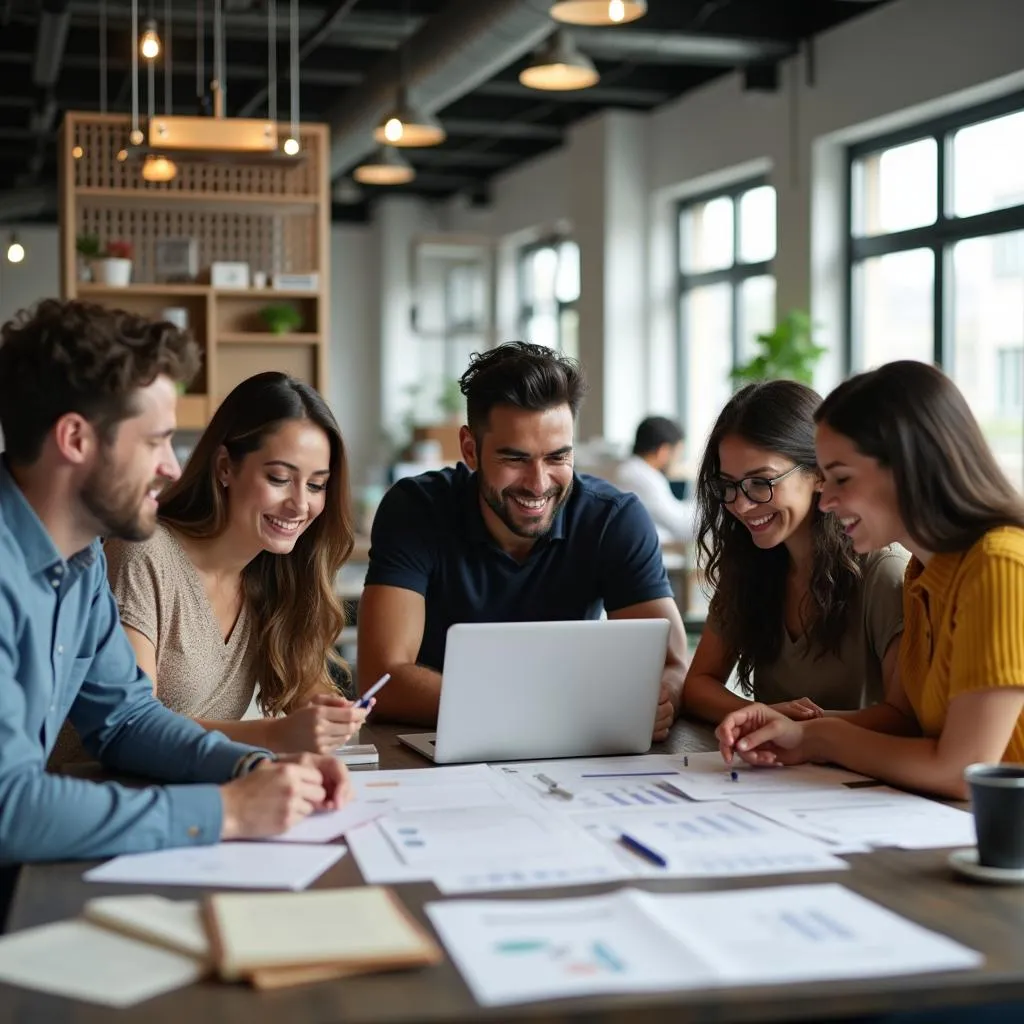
426,883 -> 983,1006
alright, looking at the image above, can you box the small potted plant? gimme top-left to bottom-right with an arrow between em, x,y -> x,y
259,302 -> 303,335
92,240 -> 134,287
75,233 -> 101,282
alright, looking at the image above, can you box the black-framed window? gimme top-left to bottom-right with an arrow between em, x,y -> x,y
517,238 -> 580,359
847,92 -> 1024,489
677,178 -> 777,456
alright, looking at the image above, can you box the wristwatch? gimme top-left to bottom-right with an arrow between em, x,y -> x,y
231,751 -> 276,779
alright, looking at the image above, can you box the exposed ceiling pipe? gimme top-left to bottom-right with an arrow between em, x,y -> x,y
32,0 -> 71,88
570,27 -> 795,65
327,0 -> 553,179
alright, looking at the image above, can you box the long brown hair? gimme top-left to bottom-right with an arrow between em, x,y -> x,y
816,360 -> 1024,553
696,380 -> 861,695
159,372 -> 354,715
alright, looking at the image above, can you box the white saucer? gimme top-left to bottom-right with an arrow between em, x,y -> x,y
948,847 -> 1024,885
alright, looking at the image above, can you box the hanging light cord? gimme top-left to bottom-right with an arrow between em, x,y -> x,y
268,0 -> 277,124
99,0 -> 107,113
164,0 -> 172,114
289,0 -> 299,139
130,0 -> 139,135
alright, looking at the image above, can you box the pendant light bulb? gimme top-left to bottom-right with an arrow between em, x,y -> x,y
6,236 -> 25,264
142,153 -> 178,182
283,137 -> 300,156
140,20 -> 161,60
549,0 -> 646,25
383,117 -> 404,144
372,90 -> 446,147
519,31 -> 599,92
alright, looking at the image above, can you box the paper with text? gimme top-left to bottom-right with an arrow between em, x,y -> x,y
427,883 -> 982,1006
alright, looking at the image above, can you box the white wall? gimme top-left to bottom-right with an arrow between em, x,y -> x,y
0,225 -> 60,328
441,0 -> 1024,444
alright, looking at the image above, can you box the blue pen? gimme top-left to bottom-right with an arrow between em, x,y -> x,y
356,672 -> 391,709
619,833 -> 668,868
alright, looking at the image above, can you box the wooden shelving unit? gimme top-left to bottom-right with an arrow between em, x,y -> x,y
60,112 -> 330,431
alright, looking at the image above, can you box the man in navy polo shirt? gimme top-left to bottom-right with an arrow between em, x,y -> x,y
357,342 -> 689,742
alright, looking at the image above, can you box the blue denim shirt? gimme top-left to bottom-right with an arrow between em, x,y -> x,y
0,460 -> 263,863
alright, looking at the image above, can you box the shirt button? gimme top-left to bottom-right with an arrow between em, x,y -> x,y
56,645 -> 64,655
187,826 -> 201,838
53,565 -> 64,576
50,578 -> 60,588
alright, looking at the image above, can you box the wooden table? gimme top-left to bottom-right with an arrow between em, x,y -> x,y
5,721 -> 1024,1023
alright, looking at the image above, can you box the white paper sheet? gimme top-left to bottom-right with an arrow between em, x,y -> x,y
733,787 -> 977,851
84,895 -> 209,957
426,883 -> 983,1007
270,802 -> 386,843
493,755 -> 686,812
574,801 -> 848,877
665,751 -> 871,801
84,842 -> 346,890
351,763 -> 525,813
0,920 -> 204,1007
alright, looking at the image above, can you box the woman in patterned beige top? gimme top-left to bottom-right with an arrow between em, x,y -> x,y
104,371 -> 370,754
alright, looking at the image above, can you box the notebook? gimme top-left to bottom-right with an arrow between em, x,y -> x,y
203,886 -> 443,985
83,895 -> 210,961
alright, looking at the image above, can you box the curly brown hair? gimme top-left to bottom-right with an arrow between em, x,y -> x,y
460,341 -> 588,436
0,298 -> 199,464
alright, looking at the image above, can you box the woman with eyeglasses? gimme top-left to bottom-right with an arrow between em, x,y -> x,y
680,379 -> 909,725
716,363 -> 1024,798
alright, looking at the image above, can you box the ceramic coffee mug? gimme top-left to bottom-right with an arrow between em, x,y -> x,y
963,762 -> 1024,869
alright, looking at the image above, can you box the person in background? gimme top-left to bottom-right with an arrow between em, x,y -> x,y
717,362 -> 1024,799
97,372 -> 368,756
682,379 -> 908,724
0,300 -> 348,923
615,415 -> 695,543
357,342 -> 689,742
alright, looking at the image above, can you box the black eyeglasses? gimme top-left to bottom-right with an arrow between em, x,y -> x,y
708,464 -> 803,505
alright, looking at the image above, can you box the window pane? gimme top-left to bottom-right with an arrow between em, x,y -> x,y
555,240 -> 580,303
559,307 -> 579,361
738,185 -> 776,263
852,138 -> 937,236
951,110 -> 1024,219
737,275 -> 777,364
682,283 -> 733,457
951,232 -> 1024,490
680,195 -> 734,273
525,312 -> 558,350
853,248 -> 934,367
528,246 -> 558,303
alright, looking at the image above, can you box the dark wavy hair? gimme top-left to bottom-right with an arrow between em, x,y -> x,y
817,361 -> 1024,552
460,341 -> 588,436
0,298 -> 199,464
158,373 -> 354,715
696,380 -> 861,695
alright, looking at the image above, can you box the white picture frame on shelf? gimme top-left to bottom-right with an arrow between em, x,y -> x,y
153,237 -> 199,283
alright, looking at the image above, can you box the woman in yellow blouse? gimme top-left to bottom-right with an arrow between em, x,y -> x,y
716,360 -> 1024,798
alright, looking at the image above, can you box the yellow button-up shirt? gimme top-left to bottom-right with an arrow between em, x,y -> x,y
900,526 -> 1024,763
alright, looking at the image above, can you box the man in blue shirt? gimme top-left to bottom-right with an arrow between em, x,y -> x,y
357,342 -> 690,741
0,300 -> 348,918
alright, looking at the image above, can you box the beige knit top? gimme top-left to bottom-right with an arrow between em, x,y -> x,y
104,524 -> 258,719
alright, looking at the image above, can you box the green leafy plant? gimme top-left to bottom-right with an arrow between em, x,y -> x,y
76,233 -> 101,258
730,310 -> 826,387
438,377 -> 463,419
259,303 -> 303,335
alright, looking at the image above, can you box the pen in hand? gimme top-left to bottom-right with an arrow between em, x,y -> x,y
356,672 -> 391,709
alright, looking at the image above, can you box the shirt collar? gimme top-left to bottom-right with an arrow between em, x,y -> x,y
462,468 -> 570,548
0,458 -> 98,576
905,549 -> 964,599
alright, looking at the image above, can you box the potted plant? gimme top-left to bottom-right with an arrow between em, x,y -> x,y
259,302 -> 303,335
75,233 -> 101,282
91,240 -> 134,287
730,310 -> 826,387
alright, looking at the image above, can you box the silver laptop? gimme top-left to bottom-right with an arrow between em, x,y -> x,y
398,619 -> 670,764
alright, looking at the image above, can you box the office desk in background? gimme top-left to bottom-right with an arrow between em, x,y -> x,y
6,720 -> 1024,1022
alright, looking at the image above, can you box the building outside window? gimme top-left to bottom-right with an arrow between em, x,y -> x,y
517,238 -> 580,360
848,94 -> 1024,488
677,179 -> 777,459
